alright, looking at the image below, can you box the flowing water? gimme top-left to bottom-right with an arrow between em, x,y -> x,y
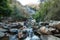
8,27 -> 40,40
24,28 -> 40,40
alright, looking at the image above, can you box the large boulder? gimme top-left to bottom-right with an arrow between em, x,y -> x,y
38,26 -> 51,35
54,23 -> 60,30
9,28 -> 18,33
0,28 -> 7,32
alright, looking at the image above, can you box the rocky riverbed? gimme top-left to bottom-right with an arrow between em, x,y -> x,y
0,21 -> 60,40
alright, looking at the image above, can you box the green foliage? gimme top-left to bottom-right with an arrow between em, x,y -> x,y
11,3 -> 28,21
45,0 -> 60,21
33,0 -> 60,22
0,0 -> 13,17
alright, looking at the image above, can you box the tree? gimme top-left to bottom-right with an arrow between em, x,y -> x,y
0,0 -> 13,17
11,2 -> 28,21
33,0 -> 60,22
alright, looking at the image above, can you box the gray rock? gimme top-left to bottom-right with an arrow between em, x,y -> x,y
10,28 -> 18,33
0,32 -> 5,37
0,28 -> 7,32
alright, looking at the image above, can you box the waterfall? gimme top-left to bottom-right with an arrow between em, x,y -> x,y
24,28 -> 40,40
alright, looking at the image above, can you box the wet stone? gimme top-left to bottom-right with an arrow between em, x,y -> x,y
0,32 -> 5,38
